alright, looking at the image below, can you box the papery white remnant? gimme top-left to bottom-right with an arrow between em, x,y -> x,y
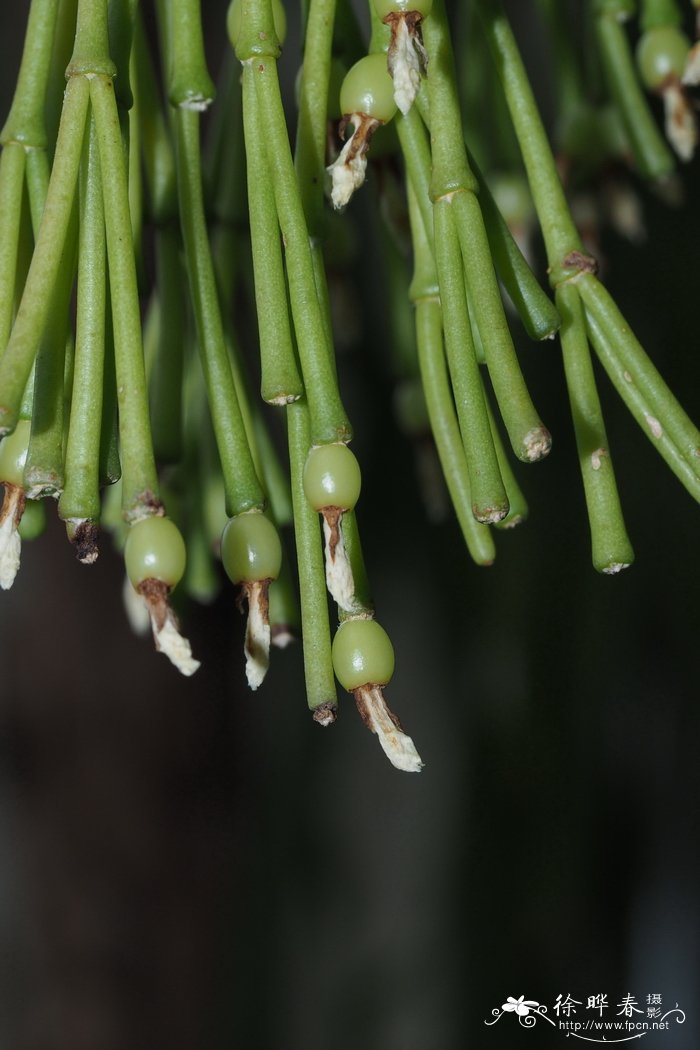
151,609 -> 201,677
682,42 -> 700,85
663,81 -> 697,161
0,485 -> 24,590
322,510 -> 357,612
327,120 -> 368,210
242,580 -> 271,690
0,510 -> 21,590
388,16 -> 424,115
355,684 -> 423,773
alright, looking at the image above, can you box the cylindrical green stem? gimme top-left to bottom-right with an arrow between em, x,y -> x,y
90,73 -> 160,515
452,189 -> 551,462
594,2 -> 675,180
584,304 -> 700,503
433,198 -> 508,522
241,62 -> 302,404
1,0 -> 60,148
174,105 -> 264,516
476,0 -> 583,267
557,281 -> 634,573
167,0 -> 215,108
577,273 -> 700,472
250,55 -> 352,445
59,114 -> 106,522
287,398 -> 338,714
294,0 -> 336,239
24,201 -> 77,497
0,145 -> 27,351
0,74 -> 89,435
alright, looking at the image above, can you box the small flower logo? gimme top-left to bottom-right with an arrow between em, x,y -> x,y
501,995 -> 540,1017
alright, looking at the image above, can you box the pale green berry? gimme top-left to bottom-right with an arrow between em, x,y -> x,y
332,618 -> 395,691
221,512 -> 282,583
124,516 -> 186,588
373,0 -> 433,17
0,420 -> 31,487
18,498 -> 46,541
637,26 -> 690,90
340,54 -> 397,123
303,443 -> 361,511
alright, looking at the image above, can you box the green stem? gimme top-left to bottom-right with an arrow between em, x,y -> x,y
174,105 -> 265,515
287,399 -> 338,715
167,0 -> 215,107
584,305 -> 700,502
90,72 -> 160,515
0,145 -> 27,350
577,273 -> 700,471
594,1 -> 675,180
485,393 -> 529,530
59,114 -> 106,523
24,201 -> 77,497
0,74 -> 89,435
476,0 -> 583,268
294,0 -> 336,239
556,281 -> 634,572
241,62 -> 302,404
452,189 -> 552,461
248,54 -> 352,444
1,0 -> 60,148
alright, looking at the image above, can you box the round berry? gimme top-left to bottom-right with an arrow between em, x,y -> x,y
339,54 -> 397,123
227,0 -> 287,47
637,26 -> 690,90
303,443 -> 361,511
0,419 -> 31,487
221,512 -> 282,583
332,618 -> 395,691
372,0 -> 433,18
124,515 -> 186,588
18,498 -> 46,541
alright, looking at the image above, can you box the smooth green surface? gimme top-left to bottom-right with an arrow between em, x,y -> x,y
287,399 -> 338,712
125,515 -> 186,587
0,420 -> 31,486
227,0 -> 287,47
373,0 -> 433,14
340,54 -> 397,120
637,26 -> 689,88
221,512 -> 282,583
303,443 -> 361,511
332,617 -> 395,691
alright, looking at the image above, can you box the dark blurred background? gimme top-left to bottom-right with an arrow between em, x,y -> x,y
1,2 -> 699,1048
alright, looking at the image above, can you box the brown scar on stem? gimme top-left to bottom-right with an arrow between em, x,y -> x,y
321,506 -> 342,560
562,250 -> 599,276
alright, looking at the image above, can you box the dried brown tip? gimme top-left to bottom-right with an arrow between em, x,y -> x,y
67,519 -> 100,564
312,701 -> 338,727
